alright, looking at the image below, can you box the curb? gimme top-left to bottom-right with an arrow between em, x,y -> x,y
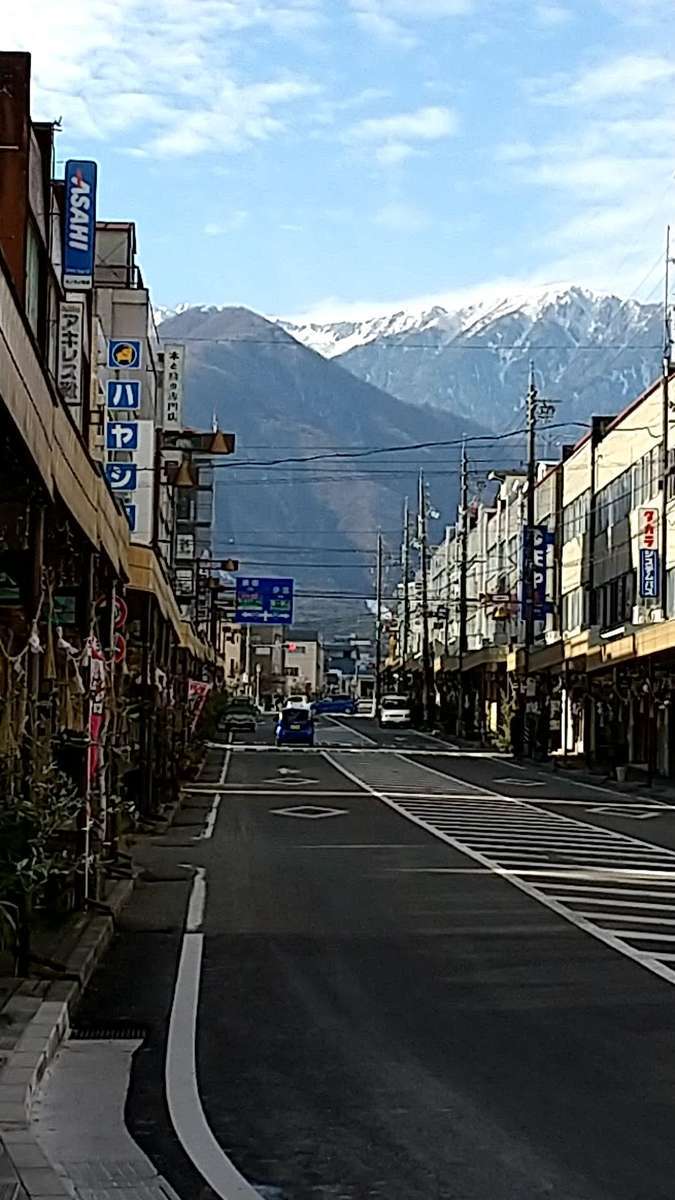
0,878 -> 134,1198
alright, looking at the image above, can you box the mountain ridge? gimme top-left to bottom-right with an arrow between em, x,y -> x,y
159,305 -> 493,626
157,287 -> 664,432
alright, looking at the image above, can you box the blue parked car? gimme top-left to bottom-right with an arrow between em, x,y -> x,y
312,694 -> 357,716
275,707 -> 315,747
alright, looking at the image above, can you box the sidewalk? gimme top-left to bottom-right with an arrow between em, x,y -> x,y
0,798 -> 182,1200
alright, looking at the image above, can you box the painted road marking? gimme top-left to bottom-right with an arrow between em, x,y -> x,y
589,805 -> 663,819
494,778 -> 544,787
270,805 -> 348,819
323,750 -> 675,991
263,775 -> 318,787
185,867 -> 206,932
322,716 -> 379,746
166,927 -> 261,1199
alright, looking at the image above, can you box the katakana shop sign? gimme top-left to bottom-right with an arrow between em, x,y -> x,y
639,506 -> 659,550
57,300 -> 84,410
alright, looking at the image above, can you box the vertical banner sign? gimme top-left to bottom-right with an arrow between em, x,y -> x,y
521,526 -> 555,621
639,506 -> 659,550
640,549 -> 660,598
187,680 -> 212,732
638,506 -> 660,600
162,343 -> 184,429
63,160 -> 97,290
57,301 -> 84,408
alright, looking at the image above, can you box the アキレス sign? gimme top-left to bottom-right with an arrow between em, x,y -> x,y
57,301 -> 84,411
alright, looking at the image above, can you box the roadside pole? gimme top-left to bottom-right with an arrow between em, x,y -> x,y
375,530 -> 383,713
522,363 -> 538,755
457,439 -> 468,737
402,498 -> 410,687
418,470 -> 433,727
661,225 -> 673,619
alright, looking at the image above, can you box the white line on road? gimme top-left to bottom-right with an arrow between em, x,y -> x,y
322,751 -> 675,990
212,788 -> 361,797
324,715 -> 379,746
186,867 -> 207,932
204,796 -> 221,839
166,931 -> 261,1200
195,748 -> 230,840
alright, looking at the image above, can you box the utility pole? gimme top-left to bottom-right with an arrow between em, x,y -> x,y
457,439 -> 469,737
375,529 -> 383,712
418,469 -> 433,727
402,499 -> 411,684
662,225 -> 673,619
525,361 -> 538,662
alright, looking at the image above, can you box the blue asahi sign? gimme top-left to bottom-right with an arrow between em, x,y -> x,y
63,160 -> 97,290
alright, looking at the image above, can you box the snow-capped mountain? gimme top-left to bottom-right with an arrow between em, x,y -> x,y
280,287 -> 663,431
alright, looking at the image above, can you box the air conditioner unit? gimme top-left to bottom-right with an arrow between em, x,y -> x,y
632,605 -> 647,626
545,629 -> 560,645
649,606 -> 665,623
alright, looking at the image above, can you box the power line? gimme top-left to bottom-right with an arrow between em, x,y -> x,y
202,424 -> 585,469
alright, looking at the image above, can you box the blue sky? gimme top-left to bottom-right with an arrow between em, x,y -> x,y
8,0 -> 675,318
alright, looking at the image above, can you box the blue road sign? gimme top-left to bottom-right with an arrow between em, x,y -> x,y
106,421 -> 139,450
107,339 -> 142,370
106,463 -> 138,492
640,548 -> 660,598
235,577 -> 294,625
107,380 -> 141,409
63,160 -> 97,290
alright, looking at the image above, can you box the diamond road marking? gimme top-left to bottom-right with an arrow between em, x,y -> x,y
264,776 -> 318,787
270,805 -> 348,819
590,805 -> 663,820
494,778 -> 544,787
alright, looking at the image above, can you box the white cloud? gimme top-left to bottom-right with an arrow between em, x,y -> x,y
350,105 -> 458,142
374,201 -> 430,231
534,2 -> 572,25
537,53 -> 675,106
350,0 -> 474,45
204,212 -> 248,235
2,0 -> 321,157
375,142 -> 417,165
286,275 -> 574,324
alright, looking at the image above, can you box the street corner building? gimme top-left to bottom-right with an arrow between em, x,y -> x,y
0,51 -> 232,945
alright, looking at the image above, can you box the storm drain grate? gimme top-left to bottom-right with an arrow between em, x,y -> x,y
70,1022 -> 148,1040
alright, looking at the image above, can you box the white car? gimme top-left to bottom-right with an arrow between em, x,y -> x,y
285,694 -> 311,710
379,695 -> 411,727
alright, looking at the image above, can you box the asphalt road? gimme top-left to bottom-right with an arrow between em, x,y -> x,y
75,724 -> 675,1200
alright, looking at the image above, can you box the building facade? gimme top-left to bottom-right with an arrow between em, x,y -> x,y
391,366 -> 675,778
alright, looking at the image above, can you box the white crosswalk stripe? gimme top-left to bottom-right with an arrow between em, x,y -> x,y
324,749 -> 675,989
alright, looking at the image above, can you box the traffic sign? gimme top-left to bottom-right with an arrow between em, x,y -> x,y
235,576 -> 294,625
